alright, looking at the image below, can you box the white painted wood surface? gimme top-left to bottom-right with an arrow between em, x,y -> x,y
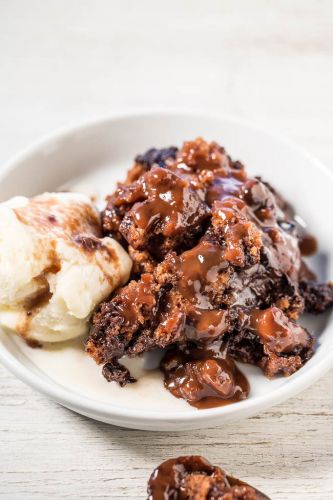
0,1 -> 333,498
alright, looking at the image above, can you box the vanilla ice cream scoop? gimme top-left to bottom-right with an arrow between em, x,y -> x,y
0,192 -> 132,343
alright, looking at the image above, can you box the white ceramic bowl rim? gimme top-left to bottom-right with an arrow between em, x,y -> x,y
0,108 -> 333,426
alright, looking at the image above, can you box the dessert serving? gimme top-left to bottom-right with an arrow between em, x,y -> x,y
85,138 -> 333,408
147,455 -> 269,499
1,137 -> 333,411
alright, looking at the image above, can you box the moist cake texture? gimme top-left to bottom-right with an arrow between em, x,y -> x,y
147,455 -> 270,499
86,138 -> 333,407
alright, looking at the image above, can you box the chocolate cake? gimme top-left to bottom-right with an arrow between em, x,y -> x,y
147,456 -> 270,499
86,138 -> 333,408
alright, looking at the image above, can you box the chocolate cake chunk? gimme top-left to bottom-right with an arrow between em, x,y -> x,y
147,456 -> 270,499
87,272 -> 189,385
86,137 -> 332,406
300,280 -> 333,314
128,247 -> 157,274
177,138 -> 231,172
103,166 -> 210,261
86,274 -> 164,366
227,307 -> 314,377
120,167 -> 210,258
102,359 -> 135,386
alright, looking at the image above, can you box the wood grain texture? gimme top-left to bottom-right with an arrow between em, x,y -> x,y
1,365 -> 333,499
0,0 -> 333,498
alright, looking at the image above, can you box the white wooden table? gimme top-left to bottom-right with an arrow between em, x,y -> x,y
0,1 -> 333,498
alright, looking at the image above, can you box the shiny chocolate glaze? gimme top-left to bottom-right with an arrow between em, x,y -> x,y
87,137 -> 332,408
147,456 -> 270,499
161,344 -> 249,409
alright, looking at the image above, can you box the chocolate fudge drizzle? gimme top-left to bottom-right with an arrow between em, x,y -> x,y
161,343 -> 249,409
87,138 -> 333,409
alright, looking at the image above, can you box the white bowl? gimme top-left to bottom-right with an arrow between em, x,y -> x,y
0,110 -> 332,431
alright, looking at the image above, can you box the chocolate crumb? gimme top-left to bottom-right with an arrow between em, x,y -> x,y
102,359 -> 136,386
